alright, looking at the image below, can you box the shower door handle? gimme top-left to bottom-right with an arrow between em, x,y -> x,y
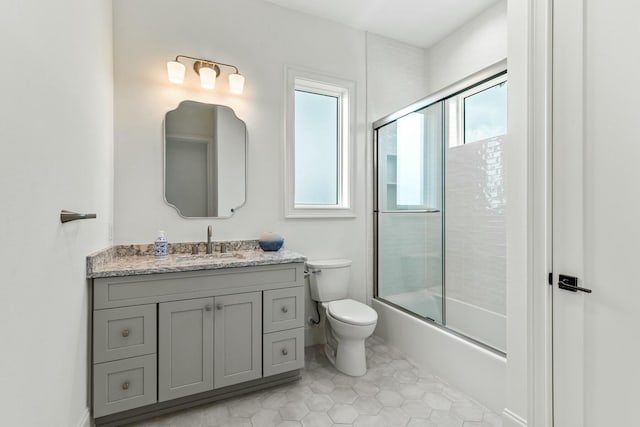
558,274 -> 592,294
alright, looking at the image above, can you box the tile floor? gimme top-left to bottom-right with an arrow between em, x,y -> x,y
131,336 -> 502,427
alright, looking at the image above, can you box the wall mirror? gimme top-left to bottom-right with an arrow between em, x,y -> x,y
164,101 -> 247,218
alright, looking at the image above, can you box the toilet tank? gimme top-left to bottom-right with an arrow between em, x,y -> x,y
307,259 -> 352,302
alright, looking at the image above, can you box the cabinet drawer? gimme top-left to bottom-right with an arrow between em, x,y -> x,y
93,354 -> 157,418
263,328 -> 304,377
263,287 -> 304,333
93,304 -> 157,363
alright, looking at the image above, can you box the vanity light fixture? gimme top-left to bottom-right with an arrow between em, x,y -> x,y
166,54 -> 245,94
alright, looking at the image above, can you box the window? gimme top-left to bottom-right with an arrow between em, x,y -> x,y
285,68 -> 355,218
294,90 -> 338,205
446,74 -> 507,147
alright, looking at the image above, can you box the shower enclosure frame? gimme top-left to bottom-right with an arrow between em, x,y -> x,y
372,59 -> 508,355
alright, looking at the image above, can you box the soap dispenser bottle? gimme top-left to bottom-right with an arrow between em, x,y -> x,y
154,230 -> 168,258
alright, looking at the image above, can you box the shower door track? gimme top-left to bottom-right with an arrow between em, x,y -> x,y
374,298 -> 506,357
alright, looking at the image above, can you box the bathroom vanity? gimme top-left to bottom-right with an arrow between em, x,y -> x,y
87,242 -> 306,426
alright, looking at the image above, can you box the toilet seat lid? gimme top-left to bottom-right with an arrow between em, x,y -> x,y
327,299 -> 378,326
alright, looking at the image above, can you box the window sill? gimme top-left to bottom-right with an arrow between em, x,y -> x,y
285,207 -> 356,219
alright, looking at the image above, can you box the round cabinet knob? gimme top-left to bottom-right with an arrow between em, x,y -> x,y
122,381 -> 130,390
121,329 -> 130,338
216,303 -> 224,310
281,306 -> 288,313
281,348 -> 288,356
205,304 -> 212,312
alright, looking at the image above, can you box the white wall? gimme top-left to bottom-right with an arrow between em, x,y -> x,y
445,135 -> 506,351
446,137 -> 506,315
113,0 -> 370,345
0,1 -> 113,426
366,33 -> 428,123
425,0 -> 507,94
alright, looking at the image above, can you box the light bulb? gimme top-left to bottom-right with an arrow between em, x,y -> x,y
229,73 -> 245,94
199,66 -> 217,89
167,61 -> 185,84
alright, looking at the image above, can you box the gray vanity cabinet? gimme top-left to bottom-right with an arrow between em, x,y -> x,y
91,262 -> 306,425
158,297 -> 214,401
213,292 -> 262,388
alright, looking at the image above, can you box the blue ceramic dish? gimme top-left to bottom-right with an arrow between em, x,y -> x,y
258,239 -> 284,251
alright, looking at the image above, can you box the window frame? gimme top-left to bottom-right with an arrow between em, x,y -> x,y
284,67 -> 356,218
447,73 -> 508,148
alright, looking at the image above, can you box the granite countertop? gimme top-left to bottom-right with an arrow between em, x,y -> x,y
87,240 -> 306,278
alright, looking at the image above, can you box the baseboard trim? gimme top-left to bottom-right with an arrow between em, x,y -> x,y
76,408 -> 90,427
502,408 -> 527,427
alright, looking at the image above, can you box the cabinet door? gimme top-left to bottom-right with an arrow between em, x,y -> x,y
158,298 -> 214,401
214,292 -> 262,388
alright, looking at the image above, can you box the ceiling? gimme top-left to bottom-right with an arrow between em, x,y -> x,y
260,0 -> 501,48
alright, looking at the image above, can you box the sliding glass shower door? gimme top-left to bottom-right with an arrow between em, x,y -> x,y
375,102 -> 444,323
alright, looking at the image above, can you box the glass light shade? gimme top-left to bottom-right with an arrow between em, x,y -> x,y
199,66 -> 217,89
167,61 -> 185,84
229,73 -> 245,94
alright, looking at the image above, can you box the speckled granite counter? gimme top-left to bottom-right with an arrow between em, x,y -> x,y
87,241 -> 306,278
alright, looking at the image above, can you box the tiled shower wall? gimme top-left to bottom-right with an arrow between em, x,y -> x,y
445,137 -> 506,316
378,213 -> 443,297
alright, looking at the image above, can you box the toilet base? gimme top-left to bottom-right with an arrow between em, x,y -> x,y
332,338 -> 367,377
324,316 -> 370,377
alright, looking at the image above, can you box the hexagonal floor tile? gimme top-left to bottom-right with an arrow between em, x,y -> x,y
279,401 -> 310,421
353,395 -> 382,416
390,359 -> 413,371
228,397 -> 262,418
423,392 -> 453,411
407,418 -> 438,427
276,421 -> 302,427
332,373 -> 357,386
430,409 -> 464,427
399,384 -> 425,400
202,404 -> 230,426
301,411 -> 333,427
276,422 -> 303,427
223,418 -> 253,427
417,379 -> 445,393
125,339 -> 504,427
353,414 -> 390,427
251,408 -> 282,427
375,389 -> 405,407
377,406 -> 411,427
262,392 -> 289,409
401,400 -> 433,419
286,385 -> 314,402
329,386 -> 358,404
309,378 -> 336,394
304,394 -> 334,412
328,404 -> 359,424
394,369 -> 419,384
450,400 -> 484,422
353,380 -> 380,397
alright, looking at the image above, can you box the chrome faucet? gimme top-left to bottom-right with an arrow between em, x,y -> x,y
206,225 -> 213,254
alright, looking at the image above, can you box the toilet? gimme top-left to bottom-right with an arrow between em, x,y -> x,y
307,259 -> 378,376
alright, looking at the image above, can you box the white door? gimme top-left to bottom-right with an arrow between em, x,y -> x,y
552,0 -> 640,425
